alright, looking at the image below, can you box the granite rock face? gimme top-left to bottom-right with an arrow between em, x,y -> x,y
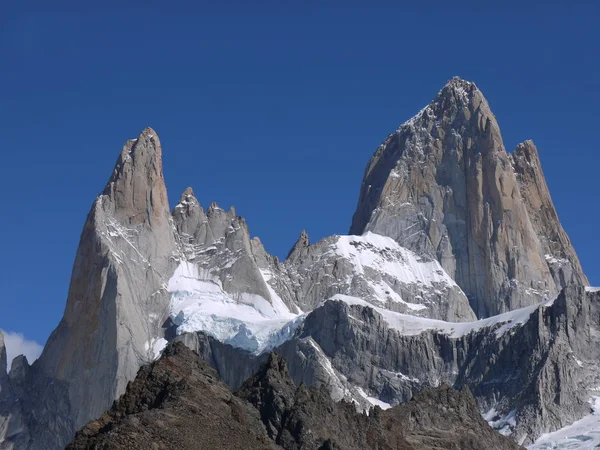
1,128 -> 181,449
349,78 -> 587,317
38,127 -> 178,431
171,188 -> 299,314
510,140 -> 588,289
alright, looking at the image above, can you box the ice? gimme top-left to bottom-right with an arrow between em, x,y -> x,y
331,294 -> 555,338
528,397 -> 600,449
355,387 -> 393,410
144,337 -> 168,360
484,407 -> 518,436
168,261 -> 303,354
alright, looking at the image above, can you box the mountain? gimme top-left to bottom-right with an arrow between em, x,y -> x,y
66,342 -> 278,450
68,341 -> 522,450
350,77 -> 587,317
0,78 -> 595,449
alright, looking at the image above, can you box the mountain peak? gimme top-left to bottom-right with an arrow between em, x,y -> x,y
445,76 -> 476,89
0,330 -> 6,378
286,229 -> 310,261
397,77 -> 483,133
180,186 -> 196,203
140,126 -> 157,137
207,202 -> 223,215
102,127 -> 170,227
350,78 -> 587,318
435,76 -> 479,106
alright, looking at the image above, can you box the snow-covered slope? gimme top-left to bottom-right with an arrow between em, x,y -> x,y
284,231 -> 477,322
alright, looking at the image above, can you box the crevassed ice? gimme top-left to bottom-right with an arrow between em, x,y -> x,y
528,397 -> 600,449
167,261 -> 302,354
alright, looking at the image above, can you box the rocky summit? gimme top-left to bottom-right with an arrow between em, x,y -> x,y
0,78 -> 595,450
350,78 -> 587,317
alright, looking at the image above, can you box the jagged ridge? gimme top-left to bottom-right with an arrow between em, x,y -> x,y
68,342 -> 522,450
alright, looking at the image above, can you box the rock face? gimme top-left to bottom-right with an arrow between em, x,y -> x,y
0,332 -> 6,380
1,128 -> 180,449
166,190 -> 475,358
237,352 -> 402,450
171,188 -> 292,313
510,140 -> 588,289
0,331 -> 14,449
67,342 -> 278,450
290,287 -> 600,445
69,342 -> 522,450
39,127 -> 178,430
349,78 -> 587,317
382,384 -> 521,449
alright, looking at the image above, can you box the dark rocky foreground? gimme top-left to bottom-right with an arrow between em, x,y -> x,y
68,342 -> 522,450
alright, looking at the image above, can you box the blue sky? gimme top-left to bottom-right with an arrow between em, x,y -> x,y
1,1 -> 599,357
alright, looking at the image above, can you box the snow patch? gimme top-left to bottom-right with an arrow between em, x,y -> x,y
355,387 -> 393,410
380,368 -> 420,383
545,254 -> 569,266
330,294 -> 554,338
144,337 -> 168,360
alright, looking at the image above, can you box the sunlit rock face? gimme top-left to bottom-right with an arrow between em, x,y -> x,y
350,77 -> 587,318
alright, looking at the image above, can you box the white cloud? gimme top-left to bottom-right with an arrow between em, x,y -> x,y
1,330 -> 43,371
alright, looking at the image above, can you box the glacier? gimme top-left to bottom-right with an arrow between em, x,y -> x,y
168,261 -> 302,354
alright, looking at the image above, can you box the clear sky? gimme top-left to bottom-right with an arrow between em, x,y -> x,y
1,1 -> 599,358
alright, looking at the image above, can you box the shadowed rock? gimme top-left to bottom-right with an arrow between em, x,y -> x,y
68,343 -> 521,449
